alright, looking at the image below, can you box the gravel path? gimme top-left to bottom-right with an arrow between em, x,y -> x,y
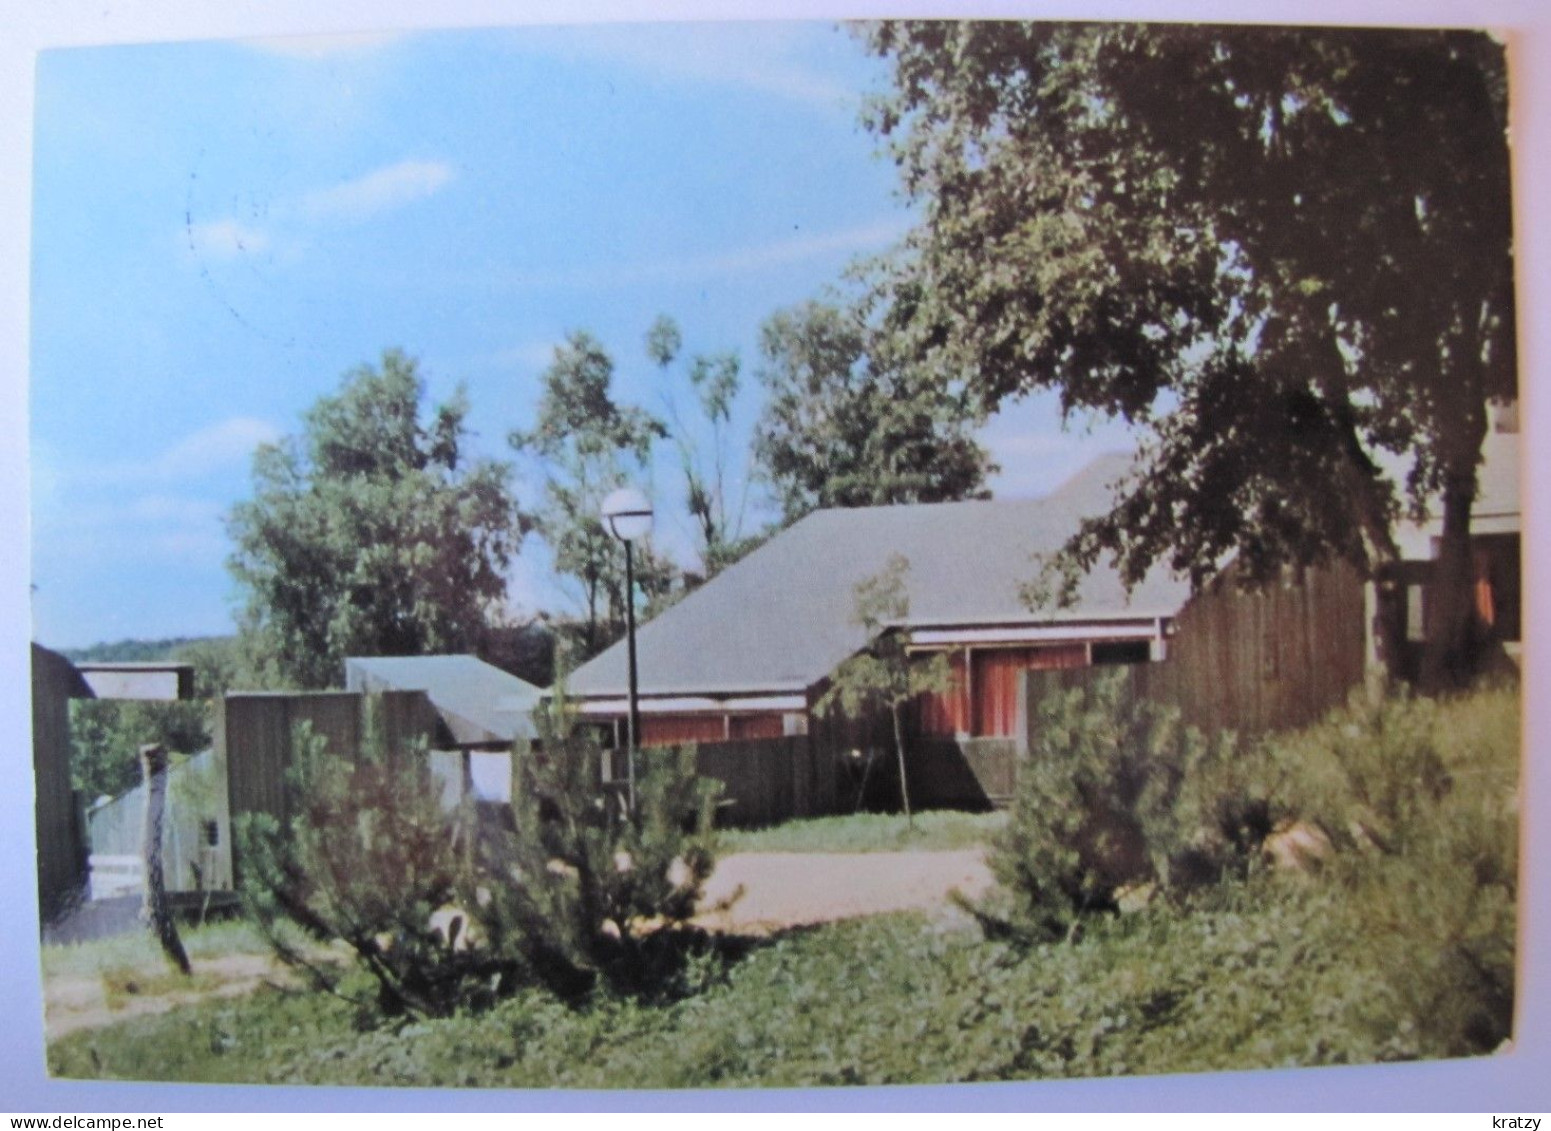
694,848 -> 994,935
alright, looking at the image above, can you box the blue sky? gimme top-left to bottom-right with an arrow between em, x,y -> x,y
28,21 -> 1132,648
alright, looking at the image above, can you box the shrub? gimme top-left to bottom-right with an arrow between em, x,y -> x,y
1262,682 -> 1519,1055
981,671 -> 1252,941
238,697 -> 722,1021
471,704 -> 721,1000
237,713 -> 502,1019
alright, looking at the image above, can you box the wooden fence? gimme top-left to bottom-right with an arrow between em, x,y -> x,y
1027,560 -> 1369,739
219,689 -> 438,885
689,734 -> 835,828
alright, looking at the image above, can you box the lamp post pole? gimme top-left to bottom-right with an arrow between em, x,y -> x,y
601,486 -> 653,819
623,537 -> 640,815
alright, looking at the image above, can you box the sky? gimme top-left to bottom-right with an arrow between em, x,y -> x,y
28,20 -> 1132,650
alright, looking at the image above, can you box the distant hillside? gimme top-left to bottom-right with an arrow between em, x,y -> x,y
61,635 -> 233,664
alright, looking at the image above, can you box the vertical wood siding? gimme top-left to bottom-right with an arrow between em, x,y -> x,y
972,645 -> 1087,737
32,646 -> 89,923
222,690 -> 435,887
919,644 -> 1088,738
1026,561 -> 1368,738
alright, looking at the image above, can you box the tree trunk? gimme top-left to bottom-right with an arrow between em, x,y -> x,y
1420,466 -> 1485,691
890,702 -> 913,831
1325,387 -> 1405,685
140,743 -> 191,976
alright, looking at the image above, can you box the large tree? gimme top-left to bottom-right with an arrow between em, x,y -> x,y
228,350 -> 520,689
756,297 -> 995,524
645,315 -> 763,578
862,22 -> 1516,685
512,331 -> 675,663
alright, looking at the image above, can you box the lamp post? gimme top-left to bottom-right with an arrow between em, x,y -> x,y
601,486 -> 653,815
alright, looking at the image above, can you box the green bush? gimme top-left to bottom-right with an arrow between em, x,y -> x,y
239,698 -> 722,1020
982,671 -> 1253,941
1261,682 -> 1519,1055
472,705 -> 721,1000
237,713 -> 500,1019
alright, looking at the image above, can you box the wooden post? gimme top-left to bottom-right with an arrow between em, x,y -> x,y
140,743 -> 191,975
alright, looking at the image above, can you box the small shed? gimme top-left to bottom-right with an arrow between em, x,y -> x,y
344,654 -> 542,747
345,655 -> 546,805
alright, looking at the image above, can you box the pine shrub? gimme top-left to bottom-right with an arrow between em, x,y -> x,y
238,697 -> 721,1020
471,705 -> 721,1000
982,671 -> 1252,941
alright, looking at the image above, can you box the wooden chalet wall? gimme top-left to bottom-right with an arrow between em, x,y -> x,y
31,645 -> 91,923
220,689 -> 437,885
1028,561 -> 1370,739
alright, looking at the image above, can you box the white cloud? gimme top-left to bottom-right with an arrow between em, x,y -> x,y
181,159 -> 454,266
185,218 -> 271,260
242,31 -> 405,60
159,415 -> 282,477
58,416 -> 281,488
151,417 -> 283,480
484,341 -> 562,372
298,159 -> 455,224
123,494 -> 226,525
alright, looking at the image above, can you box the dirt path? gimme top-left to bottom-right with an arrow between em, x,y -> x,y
44,953 -> 301,1043
45,849 -> 995,1040
694,848 -> 994,935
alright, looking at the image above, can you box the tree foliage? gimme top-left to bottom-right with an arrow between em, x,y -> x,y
69,699 -> 208,801
228,350 -> 520,690
646,315 -> 762,578
238,716 -> 505,1019
476,704 -> 720,1000
818,554 -> 951,828
65,637 -> 241,801
511,332 -> 675,663
862,22 -> 1516,683
756,298 -> 994,524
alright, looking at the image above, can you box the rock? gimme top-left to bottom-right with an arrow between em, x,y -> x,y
1263,820 -> 1333,873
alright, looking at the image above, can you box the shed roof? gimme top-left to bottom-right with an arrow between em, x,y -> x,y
344,654 -> 544,744
566,454 -> 1191,700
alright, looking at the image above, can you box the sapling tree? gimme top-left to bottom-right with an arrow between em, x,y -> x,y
473,698 -> 721,999
818,554 -> 951,829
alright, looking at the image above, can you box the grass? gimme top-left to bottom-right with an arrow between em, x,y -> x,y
48,884 -> 1474,1088
718,809 -> 1005,855
41,919 -> 278,981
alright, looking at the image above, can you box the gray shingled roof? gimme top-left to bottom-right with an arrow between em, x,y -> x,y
566,454 -> 1191,699
344,654 -> 544,743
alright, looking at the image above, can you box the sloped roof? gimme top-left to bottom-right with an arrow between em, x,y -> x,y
344,654 -> 544,744
566,454 -> 1191,699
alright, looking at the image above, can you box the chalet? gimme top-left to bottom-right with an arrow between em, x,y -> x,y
1386,403 -> 1522,678
565,454 -> 1192,747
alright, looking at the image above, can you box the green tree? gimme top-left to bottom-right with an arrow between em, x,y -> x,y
511,331 -> 675,662
756,298 -> 994,524
645,315 -> 762,578
228,349 -> 520,690
817,554 -> 951,829
862,23 -> 1516,686
68,699 -> 208,801
62,636 -> 238,801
